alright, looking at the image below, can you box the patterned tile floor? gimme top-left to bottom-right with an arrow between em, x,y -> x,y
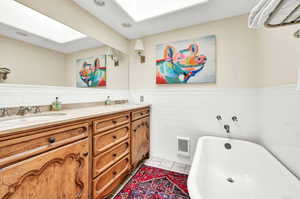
110,157 -> 191,198
144,156 -> 191,175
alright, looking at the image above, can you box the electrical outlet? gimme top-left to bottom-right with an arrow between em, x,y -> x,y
140,96 -> 144,103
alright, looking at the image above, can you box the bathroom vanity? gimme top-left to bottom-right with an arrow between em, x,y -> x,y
0,105 -> 151,199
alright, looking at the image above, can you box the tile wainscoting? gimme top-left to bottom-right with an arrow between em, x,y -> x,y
131,87 -> 259,165
131,85 -> 300,179
258,85 -> 300,179
0,84 -> 131,108
0,84 -> 299,178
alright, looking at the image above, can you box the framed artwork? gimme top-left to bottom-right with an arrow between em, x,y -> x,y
156,35 -> 216,84
76,55 -> 106,87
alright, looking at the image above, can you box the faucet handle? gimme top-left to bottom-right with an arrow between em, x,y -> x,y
0,108 -> 9,117
224,124 -> 230,134
32,106 -> 41,114
232,116 -> 238,122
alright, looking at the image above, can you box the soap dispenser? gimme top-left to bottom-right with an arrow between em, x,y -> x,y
105,96 -> 112,105
52,97 -> 62,111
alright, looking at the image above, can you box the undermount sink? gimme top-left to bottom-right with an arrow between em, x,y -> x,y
0,112 -> 67,126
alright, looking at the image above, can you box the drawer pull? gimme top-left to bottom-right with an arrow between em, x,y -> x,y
112,120 -> 117,124
113,171 -> 117,176
48,137 -> 56,144
112,135 -> 117,139
112,153 -> 117,157
83,152 -> 89,157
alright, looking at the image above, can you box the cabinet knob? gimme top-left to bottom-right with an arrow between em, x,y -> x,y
112,135 -> 117,139
48,137 -> 56,144
112,153 -> 117,157
113,171 -> 117,175
112,120 -> 117,124
83,152 -> 89,157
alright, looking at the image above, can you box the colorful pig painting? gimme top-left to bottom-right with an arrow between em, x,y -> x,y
76,55 -> 106,88
156,35 -> 216,84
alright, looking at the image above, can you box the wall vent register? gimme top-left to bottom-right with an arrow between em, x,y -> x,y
177,136 -> 190,157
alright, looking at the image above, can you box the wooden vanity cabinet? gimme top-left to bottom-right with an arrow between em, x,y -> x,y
131,109 -> 150,169
0,106 -> 150,199
0,139 -> 89,199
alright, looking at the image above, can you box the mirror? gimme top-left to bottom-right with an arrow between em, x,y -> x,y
0,0 -> 129,89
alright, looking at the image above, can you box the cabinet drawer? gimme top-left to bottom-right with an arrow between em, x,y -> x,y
131,108 -> 150,121
93,156 -> 130,199
93,113 -> 130,134
93,140 -> 130,177
0,123 -> 89,168
93,125 -> 130,156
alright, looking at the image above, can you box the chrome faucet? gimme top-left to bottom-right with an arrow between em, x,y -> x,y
224,124 -> 230,134
0,108 -> 9,117
16,106 -> 32,116
32,106 -> 41,114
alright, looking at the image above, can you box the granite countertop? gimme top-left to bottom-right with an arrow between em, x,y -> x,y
0,103 -> 151,136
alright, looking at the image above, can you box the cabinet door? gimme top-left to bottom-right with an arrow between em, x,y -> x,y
0,139 -> 89,199
131,117 -> 150,168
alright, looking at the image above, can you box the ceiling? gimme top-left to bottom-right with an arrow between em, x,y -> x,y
0,0 -> 103,54
73,0 -> 260,39
0,22 -> 103,54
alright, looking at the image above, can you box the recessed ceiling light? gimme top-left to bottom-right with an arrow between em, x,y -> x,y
121,23 -> 132,28
94,0 -> 105,7
0,0 -> 86,43
114,0 -> 208,22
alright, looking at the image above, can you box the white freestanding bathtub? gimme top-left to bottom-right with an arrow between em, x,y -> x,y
188,136 -> 300,199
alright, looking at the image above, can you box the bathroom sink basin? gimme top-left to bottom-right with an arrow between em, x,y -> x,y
0,112 -> 67,126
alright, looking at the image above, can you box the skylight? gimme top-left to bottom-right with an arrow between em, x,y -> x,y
114,0 -> 208,22
0,0 -> 86,43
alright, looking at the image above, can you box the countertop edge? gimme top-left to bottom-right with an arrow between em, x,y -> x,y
0,104 -> 151,137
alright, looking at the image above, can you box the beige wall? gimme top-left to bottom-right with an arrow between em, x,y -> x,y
0,35 -> 66,86
129,15 -> 300,89
16,0 -> 129,54
65,46 -> 129,89
0,35 -> 129,89
256,25 -> 300,87
129,15 -> 258,89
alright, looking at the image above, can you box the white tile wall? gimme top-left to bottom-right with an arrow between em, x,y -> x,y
132,86 -> 300,179
131,87 -> 259,165
0,84 -> 131,108
1,84 -> 299,179
258,84 -> 300,178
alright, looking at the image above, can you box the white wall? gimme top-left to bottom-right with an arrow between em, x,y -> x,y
255,22 -> 300,178
129,15 -> 300,179
0,6 -> 300,180
0,84 -> 130,108
129,15 -> 259,165
257,85 -> 300,178
132,88 -> 258,164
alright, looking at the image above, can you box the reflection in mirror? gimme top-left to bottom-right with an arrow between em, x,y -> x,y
0,0 -> 128,88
